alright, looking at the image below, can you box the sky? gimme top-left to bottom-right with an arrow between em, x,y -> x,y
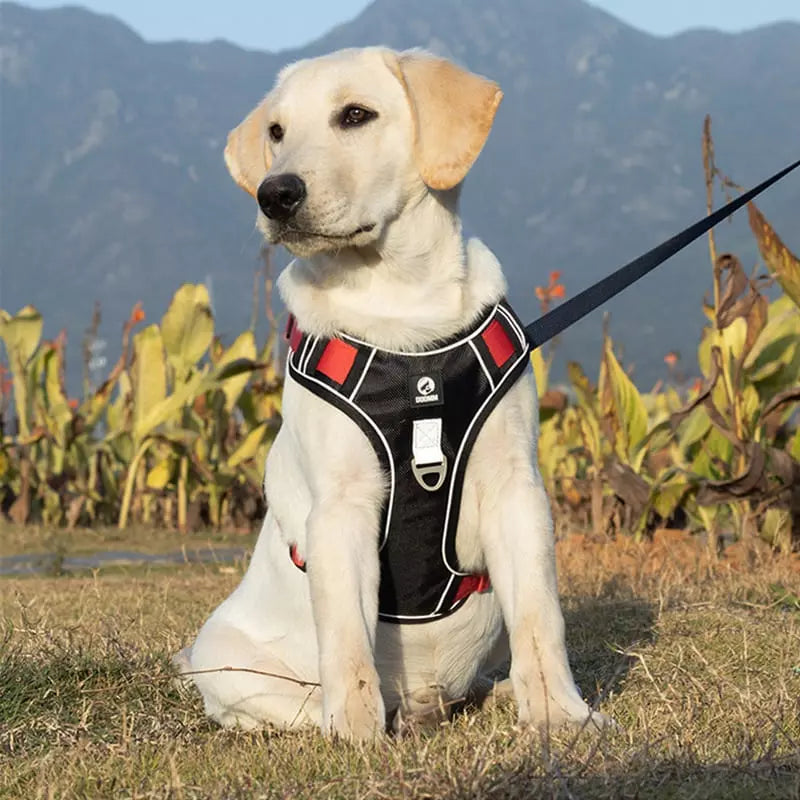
16,0 -> 800,51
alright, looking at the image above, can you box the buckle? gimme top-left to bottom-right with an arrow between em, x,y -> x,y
411,418 -> 447,492
412,456 -> 448,492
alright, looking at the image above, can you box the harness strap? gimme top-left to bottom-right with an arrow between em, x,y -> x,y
453,572 -> 491,602
286,314 -> 360,384
285,314 -> 303,353
288,542 -> 490,600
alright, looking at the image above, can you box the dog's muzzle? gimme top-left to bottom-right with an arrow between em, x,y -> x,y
257,173 -> 307,221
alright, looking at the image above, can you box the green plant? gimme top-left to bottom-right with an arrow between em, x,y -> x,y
1,280 -> 282,531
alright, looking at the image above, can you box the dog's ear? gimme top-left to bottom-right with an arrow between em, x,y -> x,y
393,52 -> 502,191
224,99 -> 272,197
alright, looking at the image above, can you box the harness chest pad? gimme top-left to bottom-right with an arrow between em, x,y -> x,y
286,300 -> 530,623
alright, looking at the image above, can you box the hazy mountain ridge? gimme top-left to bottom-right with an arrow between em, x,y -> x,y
1,0 -> 798,387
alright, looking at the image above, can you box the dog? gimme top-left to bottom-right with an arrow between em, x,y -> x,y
175,46 -> 608,739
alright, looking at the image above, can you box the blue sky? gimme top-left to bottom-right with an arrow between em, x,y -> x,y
18,0 -> 800,51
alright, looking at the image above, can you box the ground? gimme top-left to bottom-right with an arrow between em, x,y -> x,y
1,524 -> 799,799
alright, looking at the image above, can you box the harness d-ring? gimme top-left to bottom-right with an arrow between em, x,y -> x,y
412,455 -> 448,492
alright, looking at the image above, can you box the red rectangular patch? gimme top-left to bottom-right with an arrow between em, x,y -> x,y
289,323 -> 303,353
316,339 -> 357,385
482,320 -> 515,367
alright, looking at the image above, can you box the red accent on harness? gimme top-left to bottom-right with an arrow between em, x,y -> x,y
290,326 -> 303,353
316,339 -> 358,385
481,320 -> 515,367
285,315 -> 304,353
289,543 -> 306,571
453,573 -> 491,603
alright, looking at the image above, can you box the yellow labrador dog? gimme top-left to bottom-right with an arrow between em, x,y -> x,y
176,47 -> 607,738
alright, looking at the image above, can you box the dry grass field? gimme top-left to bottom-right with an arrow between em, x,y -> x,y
2,525 -> 799,799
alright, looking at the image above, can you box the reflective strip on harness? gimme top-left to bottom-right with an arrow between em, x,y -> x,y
316,339 -> 358,384
481,319 -> 515,367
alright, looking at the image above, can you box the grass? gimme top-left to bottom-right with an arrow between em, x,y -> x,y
0,521 -> 259,558
1,527 -> 799,799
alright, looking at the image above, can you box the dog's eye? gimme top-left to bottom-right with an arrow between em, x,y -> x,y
339,105 -> 377,128
268,123 -> 284,142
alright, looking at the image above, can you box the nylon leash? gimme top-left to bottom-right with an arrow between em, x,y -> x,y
524,158 -> 800,349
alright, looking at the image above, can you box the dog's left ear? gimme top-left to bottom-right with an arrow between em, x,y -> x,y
391,51 -> 502,191
224,98 -> 272,197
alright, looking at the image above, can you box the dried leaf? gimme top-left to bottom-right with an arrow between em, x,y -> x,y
748,202 -> 800,308
607,460 -> 650,516
743,293 -> 769,360
539,389 -> 567,413
762,386 -> 800,419
696,442 -> 766,504
670,347 -> 721,427
716,254 -> 748,327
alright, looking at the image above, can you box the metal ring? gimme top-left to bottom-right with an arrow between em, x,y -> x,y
411,456 -> 448,492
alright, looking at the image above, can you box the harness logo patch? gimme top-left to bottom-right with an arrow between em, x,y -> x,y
410,371 -> 444,406
417,376 -> 435,396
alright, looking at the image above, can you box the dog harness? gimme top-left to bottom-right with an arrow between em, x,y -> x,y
285,299 -> 530,623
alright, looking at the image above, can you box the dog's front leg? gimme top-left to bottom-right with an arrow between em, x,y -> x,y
305,497 -> 385,740
481,471 -> 605,730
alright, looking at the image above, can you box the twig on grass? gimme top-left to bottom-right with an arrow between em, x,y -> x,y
289,685 -> 320,728
176,665 -> 321,688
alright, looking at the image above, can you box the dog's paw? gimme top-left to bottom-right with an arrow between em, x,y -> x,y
323,674 -> 386,741
392,684 -> 452,735
550,706 -> 616,734
518,697 -> 615,734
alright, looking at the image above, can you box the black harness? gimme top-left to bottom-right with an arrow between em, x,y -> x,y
285,299 -> 530,623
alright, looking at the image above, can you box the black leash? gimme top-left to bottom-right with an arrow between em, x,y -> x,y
524,158 -> 800,349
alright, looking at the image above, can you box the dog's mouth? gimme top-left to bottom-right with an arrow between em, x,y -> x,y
280,223 -> 376,242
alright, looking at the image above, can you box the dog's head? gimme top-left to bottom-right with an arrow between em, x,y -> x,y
224,48 -> 502,257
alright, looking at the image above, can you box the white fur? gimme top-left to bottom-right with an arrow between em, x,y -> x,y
177,47 -> 607,739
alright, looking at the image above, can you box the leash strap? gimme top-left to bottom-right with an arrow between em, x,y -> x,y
524,158 -> 800,349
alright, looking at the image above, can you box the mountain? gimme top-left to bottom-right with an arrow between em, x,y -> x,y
1,0 -> 799,389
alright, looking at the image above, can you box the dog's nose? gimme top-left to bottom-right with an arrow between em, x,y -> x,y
257,174 -> 307,221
